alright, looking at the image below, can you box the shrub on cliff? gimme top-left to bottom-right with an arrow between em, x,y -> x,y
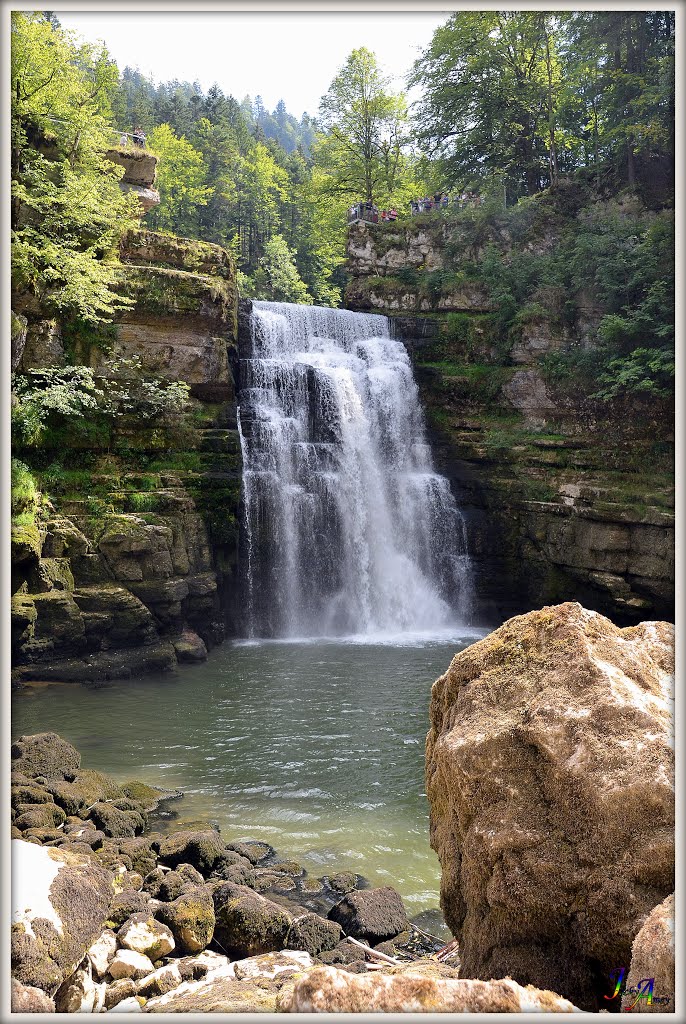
12,362 -> 190,449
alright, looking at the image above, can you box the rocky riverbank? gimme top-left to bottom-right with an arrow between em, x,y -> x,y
10,602 -> 675,1014
10,731 -> 579,1014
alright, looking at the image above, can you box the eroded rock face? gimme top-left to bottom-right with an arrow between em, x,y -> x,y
11,839 -> 113,995
425,602 -> 674,1010
278,967 -> 581,1013
621,894 -> 675,1012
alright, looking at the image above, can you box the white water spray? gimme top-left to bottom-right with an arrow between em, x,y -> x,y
238,301 -> 472,638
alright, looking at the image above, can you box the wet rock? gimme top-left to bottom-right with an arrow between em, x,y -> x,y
270,859 -> 304,876
426,602 -> 674,1010
286,912 -> 342,956
327,870 -> 358,894
11,732 -> 81,781
108,948 -> 155,981
621,894 -> 674,1012
213,882 -> 292,958
11,977 -> 56,1012
253,868 -> 297,892
328,886 -> 409,943
209,851 -> 255,886
158,829 -> 226,874
226,840 -> 273,864
157,862 -> 205,901
87,801 -> 145,838
278,967 -> 581,1012
117,911 -> 175,959
155,885 -> 215,954
104,977 -> 137,1009
173,628 -> 208,662
87,929 -> 118,978
11,839 -> 112,996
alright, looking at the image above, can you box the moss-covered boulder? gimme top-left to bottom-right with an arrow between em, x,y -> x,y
87,802 -> 145,838
107,889 -> 154,928
11,839 -> 113,996
11,732 -> 81,781
14,803 -> 66,831
155,886 -> 216,954
213,882 -> 292,958
158,830 -> 226,876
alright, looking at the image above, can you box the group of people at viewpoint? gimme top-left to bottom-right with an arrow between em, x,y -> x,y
409,192 -> 483,214
349,191 -> 483,225
119,127 -> 147,148
348,201 -> 399,224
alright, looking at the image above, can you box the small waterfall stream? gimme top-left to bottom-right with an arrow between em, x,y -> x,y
238,300 -> 472,638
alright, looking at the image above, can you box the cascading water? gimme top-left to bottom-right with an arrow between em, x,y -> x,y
238,300 -> 472,638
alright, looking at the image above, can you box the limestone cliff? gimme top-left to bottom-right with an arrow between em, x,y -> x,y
11,230 -> 241,685
344,196 -> 674,624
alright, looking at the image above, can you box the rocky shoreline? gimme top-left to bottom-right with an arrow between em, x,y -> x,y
10,602 -> 676,1014
11,731 -> 577,1013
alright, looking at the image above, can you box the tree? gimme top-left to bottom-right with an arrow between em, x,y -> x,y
410,12 -> 568,199
146,123 -> 213,236
240,234 -> 313,304
11,12 -> 140,323
316,48 -> 409,203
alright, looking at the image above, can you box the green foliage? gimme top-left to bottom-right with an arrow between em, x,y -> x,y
11,458 -> 39,520
411,11 -> 674,199
146,123 -> 213,236
11,12 -> 140,322
241,234 -> 313,304
12,360 -> 191,449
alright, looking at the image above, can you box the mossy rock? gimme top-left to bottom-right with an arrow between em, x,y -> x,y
155,885 -> 215,954
11,732 -> 81,781
11,522 -> 42,565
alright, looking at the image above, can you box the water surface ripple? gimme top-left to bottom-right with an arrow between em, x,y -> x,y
12,631 -> 483,911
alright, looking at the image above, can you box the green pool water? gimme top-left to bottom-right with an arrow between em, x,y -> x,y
12,629 -> 483,914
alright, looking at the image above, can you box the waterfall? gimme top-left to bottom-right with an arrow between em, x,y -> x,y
238,300 -> 472,638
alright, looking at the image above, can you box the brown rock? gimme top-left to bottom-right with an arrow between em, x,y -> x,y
11,732 -> 81,780
621,894 -> 674,1012
425,602 -> 674,1010
328,886 -> 409,943
278,967 -> 580,1012
11,977 -> 56,1012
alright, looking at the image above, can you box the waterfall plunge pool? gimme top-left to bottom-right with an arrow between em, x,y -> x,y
12,629 -> 486,916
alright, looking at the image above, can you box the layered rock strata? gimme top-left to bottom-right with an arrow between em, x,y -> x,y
344,208 -> 674,624
12,230 -> 241,683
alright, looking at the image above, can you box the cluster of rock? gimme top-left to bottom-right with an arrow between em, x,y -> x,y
11,603 -> 676,1013
9,729 -> 587,1015
426,602 -> 675,1012
12,498 -> 220,685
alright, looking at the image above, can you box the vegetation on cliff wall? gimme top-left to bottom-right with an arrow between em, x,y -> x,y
11,13 -> 140,323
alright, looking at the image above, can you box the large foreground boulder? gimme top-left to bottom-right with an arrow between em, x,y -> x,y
278,967 -> 581,1012
11,839 -> 113,995
425,603 -> 674,1011
621,894 -> 675,1012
